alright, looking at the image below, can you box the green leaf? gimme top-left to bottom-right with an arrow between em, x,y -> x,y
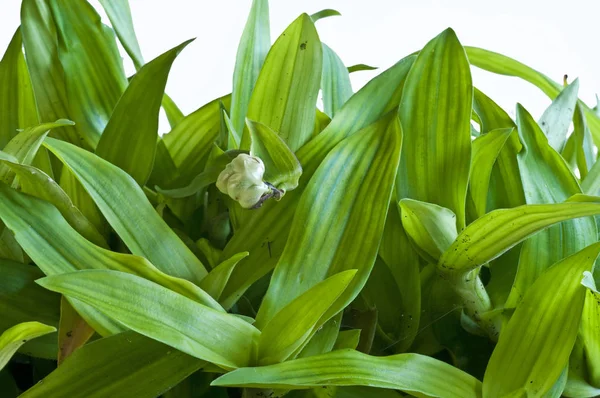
48,0 -> 128,148
20,0 -> 84,146
97,0 -> 144,69
199,252 -> 248,302
230,0 -> 270,139
483,243 -> 600,397
469,128 -> 513,218
0,322 -> 56,370
538,79 -> 579,152
465,46 -> 600,147
398,28 -> 472,230
0,260 -> 60,359
377,206 -> 421,353
505,104 -> 595,308
20,331 -> 204,398
219,55 -> 414,309
247,13 -> 322,151
37,270 -> 260,369
439,196 -> 600,273
0,183 -> 220,311
246,118 -> 302,192
579,273 -> 600,386
0,120 -> 74,184
258,270 -> 356,365
321,43 -> 353,118
310,9 -> 341,22
255,111 -> 401,328
347,64 -> 377,73
297,312 -> 342,358
0,27 -> 38,149
213,349 -> 481,398
581,153 -> 600,195
1,161 -> 106,247
570,103 -> 595,179
44,137 -> 208,283
333,330 -> 361,351
472,88 -> 524,210
162,95 -> 231,186
98,0 -> 185,128
96,40 -> 193,185
399,199 -> 457,263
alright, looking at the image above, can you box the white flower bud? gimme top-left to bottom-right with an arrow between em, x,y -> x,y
216,154 -> 270,208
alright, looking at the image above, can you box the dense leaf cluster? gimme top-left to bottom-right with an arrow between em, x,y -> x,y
1,1 -> 599,397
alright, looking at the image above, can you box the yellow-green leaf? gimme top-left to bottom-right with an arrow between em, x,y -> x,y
0,322 -> 56,371
258,270 -> 356,365
256,112 -> 401,328
44,137 -> 208,283
398,28 -> 472,230
483,243 -> 600,397
247,13 -> 321,151
212,349 -> 481,398
96,40 -> 193,185
37,270 -> 260,369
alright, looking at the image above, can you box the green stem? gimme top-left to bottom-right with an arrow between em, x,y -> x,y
443,268 -> 502,341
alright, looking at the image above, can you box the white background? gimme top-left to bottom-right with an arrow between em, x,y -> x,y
2,0 -> 600,134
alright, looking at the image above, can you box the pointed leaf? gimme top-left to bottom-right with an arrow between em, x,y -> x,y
439,196 -> 600,272
162,95 -> 231,185
0,260 -> 60,359
333,330 -> 361,351
310,9 -> 341,22
538,79 -> 579,152
399,199 -> 457,263
398,29 -> 472,229
0,183 -> 220,312
469,128 -> 513,217
44,137 -> 208,283
20,331 -> 204,398
465,46 -> 600,148
321,43 -> 352,118
212,349 -> 481,398
230,0 -> 270,138
347,64 -> 377,73
0,120 -> 74,184
96,40 -> 193,185
483,243 -> 600,397
247,13 -> 322,150
220,56 -> 414,308
246,118 -> 302,191
505,104 -> 595,307
258,270 -> 356,365
256,112 -> 401,327
37,270 -> 260,369
1,161 -> 106,247
20,0 -> 83,146
0,322 -> 56,370
199,252 -> 248,301
0,27 -> 38,149
97,0 -> 144,68
48,0 -> 128,147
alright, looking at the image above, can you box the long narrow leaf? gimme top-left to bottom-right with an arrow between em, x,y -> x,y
44,137 -> 208,283
37,270 -> 260,369
212,349 -> 481,398
96,40 -> 193,185
0,322 -> 56,370
483,243 -> 600,397
398,28 -> 472,229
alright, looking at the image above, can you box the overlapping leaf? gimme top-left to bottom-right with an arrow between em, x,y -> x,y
256,111 -> 401,328
483,243 -> 600,397
0,322 -> 56,370
44,137 -> 208,283
37,270 -> 260,369
247,13 -> 321,151
212,349 -> 481,398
